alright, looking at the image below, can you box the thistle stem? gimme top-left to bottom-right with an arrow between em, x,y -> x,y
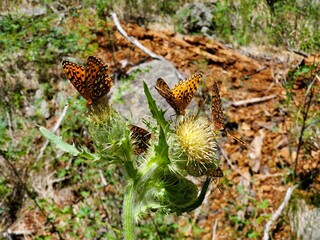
123,180 -> 135,240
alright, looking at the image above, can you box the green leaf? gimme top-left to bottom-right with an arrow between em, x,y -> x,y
143,81 -> 169,132
247,230 -> 259,238
154,126 -> 169,163
80,151 -> 100,162
258,200 -> 269,209
39,126 -> 80,156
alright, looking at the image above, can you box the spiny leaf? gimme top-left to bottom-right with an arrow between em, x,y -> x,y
39,126 -> 80,156
143,81 -> 169,132
155,126 -> 170,163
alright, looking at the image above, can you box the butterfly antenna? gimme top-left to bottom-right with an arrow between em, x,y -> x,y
216,182 -> 223,193
210,178 -> 223,193
225,131 -> 254,149
195,96 -> 208,118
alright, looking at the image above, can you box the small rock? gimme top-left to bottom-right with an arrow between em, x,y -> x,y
176,3 -> 214,35
110,60 -> 179,124
289,199 -> 320,240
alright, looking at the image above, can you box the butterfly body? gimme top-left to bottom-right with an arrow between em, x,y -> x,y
155,71 -> 203,115
62,56 -> 113,106
211,81 -> 252,148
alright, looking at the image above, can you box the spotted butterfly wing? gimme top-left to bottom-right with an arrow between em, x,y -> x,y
62,61 -> 90,101
62,56 -> 113,107
85,56 -> 104,98
155,78 -> 181,113
129,125 -> 151,155
172,71 -> 203,108
91,65 -> 113,101
211,81 -> 252,148
155,71 -> 203,115
212,81 -> 225,130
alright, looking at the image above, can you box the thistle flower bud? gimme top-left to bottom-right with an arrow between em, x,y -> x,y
87,105 -> 129,162
153,171 -> 199,210
174,116 -> 218,175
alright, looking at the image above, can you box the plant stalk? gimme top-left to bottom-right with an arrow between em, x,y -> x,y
123,180 -> 135,240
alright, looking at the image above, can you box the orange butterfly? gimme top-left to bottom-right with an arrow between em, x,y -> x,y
212,81 -> 251,148
155,71 -> 203,115
129,125 -> 151,155
62,56 -> 113,107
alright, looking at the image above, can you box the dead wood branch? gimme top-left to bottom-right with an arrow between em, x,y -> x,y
263,185 -> 298,240
287,47 -> 309,58
110,12 -> 184,79
212,219 -> 218,240
99,169 -> 108,186
230,95 -> 277,107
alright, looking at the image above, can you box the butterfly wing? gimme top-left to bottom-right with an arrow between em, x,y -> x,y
91,65 -> 113,101
172,71 -> 203,112
155,78 -> 183,114
129,125 -> 151,155
85,56 -> 104,96
212,82 -> 252,149
62,61 -> 90,101
211,81 -> 225,130
211,167 -> 224,177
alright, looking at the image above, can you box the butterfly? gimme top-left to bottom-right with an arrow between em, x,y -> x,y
62,56 -> 113,107
129,125 -> 151,155
155,71 -> 203,115
212,81 -> 252,148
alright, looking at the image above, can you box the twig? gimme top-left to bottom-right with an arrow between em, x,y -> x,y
230,95 -> 277,107
246,66 -> 268,77
36,104 -> 69,163
99,169 -> 108,186
293,78 -> 314,178
212,219 -> 218,240
305,74 -> 318,98
50,174 -> 73,185
263,185 -> 298,240
255,173 -> 284,180
219,146 -> 251,182
110,12 -> 184,79
287,47 -> 309,58
49,4 -> 64,26
219,146 -> 236,170
6,110 -> 14,143
255,66 -> 267,73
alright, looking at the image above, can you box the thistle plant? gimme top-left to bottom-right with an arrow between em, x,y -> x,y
40,70 -> 222,239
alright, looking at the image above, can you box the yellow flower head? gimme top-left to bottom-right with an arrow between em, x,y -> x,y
175,116 -> 217,166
